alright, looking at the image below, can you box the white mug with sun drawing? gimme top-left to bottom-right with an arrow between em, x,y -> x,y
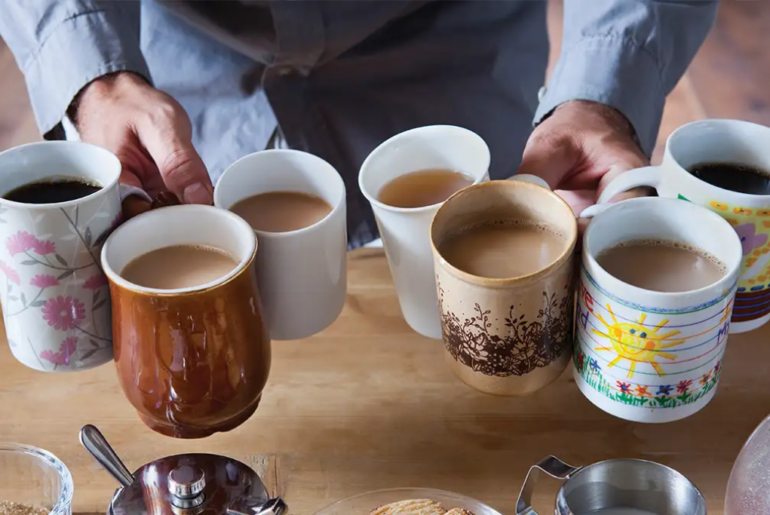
575,197 -> 743,423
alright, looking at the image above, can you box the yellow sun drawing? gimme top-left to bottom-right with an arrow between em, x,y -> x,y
592,304 -> 685,378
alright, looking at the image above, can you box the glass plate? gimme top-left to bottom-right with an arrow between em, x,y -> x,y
314,488 -> 502,515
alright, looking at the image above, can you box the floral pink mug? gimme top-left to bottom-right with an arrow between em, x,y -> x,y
0,142 -> 122,372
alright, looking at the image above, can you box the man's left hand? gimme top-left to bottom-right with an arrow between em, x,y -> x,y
517,100 -> 652,221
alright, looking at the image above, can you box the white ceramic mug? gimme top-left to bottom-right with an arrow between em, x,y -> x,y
358,126 -> 490,339
215,150 -> 347,341
585,120 -> 770,333
577,197 -> 742,423
0,141 -> 121,372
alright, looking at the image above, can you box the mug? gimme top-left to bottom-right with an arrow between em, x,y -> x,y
588,119 -> 770,333
215,150 -> 347,341
0,141 -> 121,372
577,198 -> 741,423
430,179 -> 577,396
358,125 -> 490,339
101,205 -> 270,438
516,455 -> 707,514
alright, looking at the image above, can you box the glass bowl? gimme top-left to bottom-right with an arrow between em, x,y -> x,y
314,488 -> 502,515
0,444 -> 73,514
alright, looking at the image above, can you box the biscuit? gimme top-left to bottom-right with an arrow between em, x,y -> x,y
370,499 -> 447,515
445,510 -> 476,515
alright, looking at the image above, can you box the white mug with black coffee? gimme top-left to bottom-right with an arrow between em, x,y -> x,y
359,126 -> 490,339
215,150 -> 347,340
584,120 -> 770,333
0,142 -> 122,372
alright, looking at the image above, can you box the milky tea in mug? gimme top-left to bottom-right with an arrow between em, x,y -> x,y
575,198 -> 742,423
431,180 -> 577,396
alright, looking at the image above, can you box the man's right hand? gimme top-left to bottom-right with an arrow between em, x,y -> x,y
69,72 -> 213,216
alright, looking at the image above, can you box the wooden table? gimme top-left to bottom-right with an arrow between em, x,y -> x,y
1,248 -> 768,514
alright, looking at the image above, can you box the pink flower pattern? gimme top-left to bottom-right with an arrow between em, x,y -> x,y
31,239 -> 56,255
41,296 -> 85,330
40,337 -> 78,366
6,231 -> 37,256
83,273 -> 108,290
0,260 -> 20,285
30,274 -> 59,289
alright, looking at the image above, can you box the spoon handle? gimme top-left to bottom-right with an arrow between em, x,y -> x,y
79,424 -> 135,488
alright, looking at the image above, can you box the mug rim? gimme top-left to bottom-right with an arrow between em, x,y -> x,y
101,205 -> 258,296
358,125 -> 491,214
561,458 -> 706,505
214,149 -> 346,240
0,141 -> 121,210
667,118 -> 770,200
430,180 -> 578,286
583,197 -> 742,300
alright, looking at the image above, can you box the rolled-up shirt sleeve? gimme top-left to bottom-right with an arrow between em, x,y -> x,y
535,0 -> 718,156
0,1 -> 150,138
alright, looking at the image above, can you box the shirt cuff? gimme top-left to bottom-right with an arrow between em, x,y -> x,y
534,36 -> 663,157
21,10 -> 151,137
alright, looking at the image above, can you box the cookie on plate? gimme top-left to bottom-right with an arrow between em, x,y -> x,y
445,509 -> 476,515
370,499 -> 446,515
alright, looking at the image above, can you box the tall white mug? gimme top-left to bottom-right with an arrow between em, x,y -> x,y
359,126 -> 490,339
215,150 -> 347,341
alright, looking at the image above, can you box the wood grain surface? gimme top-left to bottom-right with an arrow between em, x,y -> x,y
0,248 -> 767,514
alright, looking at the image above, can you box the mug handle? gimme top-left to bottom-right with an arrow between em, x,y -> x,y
507,173 -> 552,190
580,165 -> 663,219
515,455 -> 581,515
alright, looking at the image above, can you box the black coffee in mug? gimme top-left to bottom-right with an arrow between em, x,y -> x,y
688,162 -> 770,195
3,176 -> 102,204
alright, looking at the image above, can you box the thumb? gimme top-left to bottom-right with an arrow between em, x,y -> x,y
136,115 -> 213,205
516,132 -> 579,189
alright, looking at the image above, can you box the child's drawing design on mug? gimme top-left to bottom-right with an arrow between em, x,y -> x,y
574,345 -> 723,410
680,194 -> 770,323
438,283 -> 571,377
592,304 -> 685,378
575,268 -> 734,416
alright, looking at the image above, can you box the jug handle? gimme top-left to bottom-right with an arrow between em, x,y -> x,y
515,455 -> 581,515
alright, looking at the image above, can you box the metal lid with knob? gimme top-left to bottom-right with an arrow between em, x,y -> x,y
79,425 -> 287,515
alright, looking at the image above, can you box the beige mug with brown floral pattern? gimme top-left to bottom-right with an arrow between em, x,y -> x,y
430,177 -> 578,396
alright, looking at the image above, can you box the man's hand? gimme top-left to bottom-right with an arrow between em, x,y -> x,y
518,100 -> 652,220
69,72 -> 213,215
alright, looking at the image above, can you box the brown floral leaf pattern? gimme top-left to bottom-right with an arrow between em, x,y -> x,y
439,283 -> 573,378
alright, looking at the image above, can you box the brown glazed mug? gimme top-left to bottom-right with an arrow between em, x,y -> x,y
101,205 -> 270,438
430,179 -> 578,396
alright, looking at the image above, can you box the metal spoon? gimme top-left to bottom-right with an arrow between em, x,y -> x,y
79,424 -> 135,488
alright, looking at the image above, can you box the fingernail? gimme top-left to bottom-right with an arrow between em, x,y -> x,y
183,183 -> 213,205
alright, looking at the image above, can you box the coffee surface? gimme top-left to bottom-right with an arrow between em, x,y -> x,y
597,240 -> 725,292
231,191 -> 332,232
121,244 -> 239,289
688,161 -> 770,195
439,221 -> 568,279
3,176 -> 102,204
378,168 -> 473,208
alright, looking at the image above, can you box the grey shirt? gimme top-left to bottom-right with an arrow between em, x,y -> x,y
0,0 -> 718,247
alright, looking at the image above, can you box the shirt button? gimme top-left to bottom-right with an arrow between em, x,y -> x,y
538,86 -> 547,101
